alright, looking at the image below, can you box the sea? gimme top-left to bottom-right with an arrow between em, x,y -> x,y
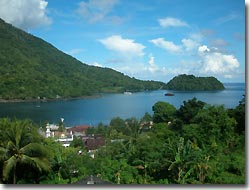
0,83 -> 245,127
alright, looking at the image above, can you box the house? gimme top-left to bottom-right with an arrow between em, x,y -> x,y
81,135 -> 106,158
67,125 -> 90,137
55,131 -> 74,147
45,123 -> 59,138
45,123 -> 73,147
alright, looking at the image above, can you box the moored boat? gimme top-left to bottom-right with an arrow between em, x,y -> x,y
165,93 -> 174,96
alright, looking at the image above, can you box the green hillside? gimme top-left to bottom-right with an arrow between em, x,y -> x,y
164,74 -> 225,91
0,19 -> 164,101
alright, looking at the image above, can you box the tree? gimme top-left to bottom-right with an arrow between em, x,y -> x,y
140,112 -> 153,123
167,137 -> 203,184
109,117 -> 127,137
152,101 -> 176,123
164,74 -> 225,90
94,157 -> 138,184
228,95 -> 245,134
176,98 -> 206,124
192,105 -> 236,148
0,119 -> 50,184
70,137 -> 84,148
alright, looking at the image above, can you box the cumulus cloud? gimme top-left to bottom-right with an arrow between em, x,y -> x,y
197,45 -> 240,76
198,45 -> 210,53
150,38 -> 182,53
76,0 -> 119,23
147,54 -> 158,73
99,35 -> 145,57
0,0 -> 51,30
158,17 -> 189,28
150,33 -> 203,54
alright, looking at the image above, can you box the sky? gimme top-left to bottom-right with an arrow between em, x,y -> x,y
0,0 -> 246,83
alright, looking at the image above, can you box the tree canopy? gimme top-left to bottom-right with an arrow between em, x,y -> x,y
164,74 -> 225,91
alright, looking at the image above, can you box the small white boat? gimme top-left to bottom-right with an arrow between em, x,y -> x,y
124,91 -> 132,95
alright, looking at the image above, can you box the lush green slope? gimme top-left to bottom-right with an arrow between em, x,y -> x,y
0,97 -> 245,184
0,19 -> 164,100
164,74 -> 225,91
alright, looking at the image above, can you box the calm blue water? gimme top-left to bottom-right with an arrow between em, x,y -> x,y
0,83 -> 245,127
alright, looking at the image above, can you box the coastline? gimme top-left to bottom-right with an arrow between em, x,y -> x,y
0,82 -> 245,103
0,94 -> 102,103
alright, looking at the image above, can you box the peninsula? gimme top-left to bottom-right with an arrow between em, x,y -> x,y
0,19 -> 164,101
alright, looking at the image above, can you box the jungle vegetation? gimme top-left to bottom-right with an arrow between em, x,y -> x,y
165,74 -> 225,91
0,96 -> 245,184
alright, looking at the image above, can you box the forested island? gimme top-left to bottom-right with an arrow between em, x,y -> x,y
0,96 -> 245,184
164,74 -> 225,91
0,18 -> 164,101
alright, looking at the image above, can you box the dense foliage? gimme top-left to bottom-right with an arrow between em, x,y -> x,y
164,74 -> 225,91
0,96 -> 245,184
0,19 -> 164,100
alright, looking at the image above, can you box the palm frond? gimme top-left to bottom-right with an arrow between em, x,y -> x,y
3,156 -> 16,180
20,143 -> 49,157
20,155 -> 51,172
0,147 -> 8,161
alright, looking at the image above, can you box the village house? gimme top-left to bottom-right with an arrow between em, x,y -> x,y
81,135 -> 106,158
67,125 -> 90,137
45,123 -> 73,147
44,123 -> 106,154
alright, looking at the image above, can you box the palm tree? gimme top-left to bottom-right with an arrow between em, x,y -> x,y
0,119 -> 50,184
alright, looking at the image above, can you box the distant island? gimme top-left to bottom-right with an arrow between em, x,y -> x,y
164,74 -> 225,91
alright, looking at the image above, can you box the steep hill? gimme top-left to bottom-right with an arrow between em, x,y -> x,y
0,19 -> 164,100
164,74 -> 225,91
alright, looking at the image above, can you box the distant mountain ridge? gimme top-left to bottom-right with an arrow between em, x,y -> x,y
0,18 -> 164,101
165,74 -> 225,91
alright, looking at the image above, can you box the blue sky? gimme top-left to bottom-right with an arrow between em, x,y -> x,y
0,0 -> 246,83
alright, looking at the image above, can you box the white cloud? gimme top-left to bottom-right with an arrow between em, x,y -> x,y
0,0 -> 51,30
99,35 -> 145,57
198,45 -> 210,53
199,51 -> 240,75
147,54 -> 158,73
182,38 -> 200,51
91,62 -> 103,67
76,0 -> 119,23
158,17 -> 189,28
148,54 -> 154,66
150,38 -> 182,53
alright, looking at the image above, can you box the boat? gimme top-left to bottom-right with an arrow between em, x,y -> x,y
165,93 -> 174,96
124,91 -> 132,95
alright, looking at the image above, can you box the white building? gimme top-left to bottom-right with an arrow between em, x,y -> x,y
45,123 -> 73,147
45,123 -> 59,138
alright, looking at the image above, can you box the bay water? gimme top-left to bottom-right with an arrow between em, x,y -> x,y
0,83 -> 245,127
